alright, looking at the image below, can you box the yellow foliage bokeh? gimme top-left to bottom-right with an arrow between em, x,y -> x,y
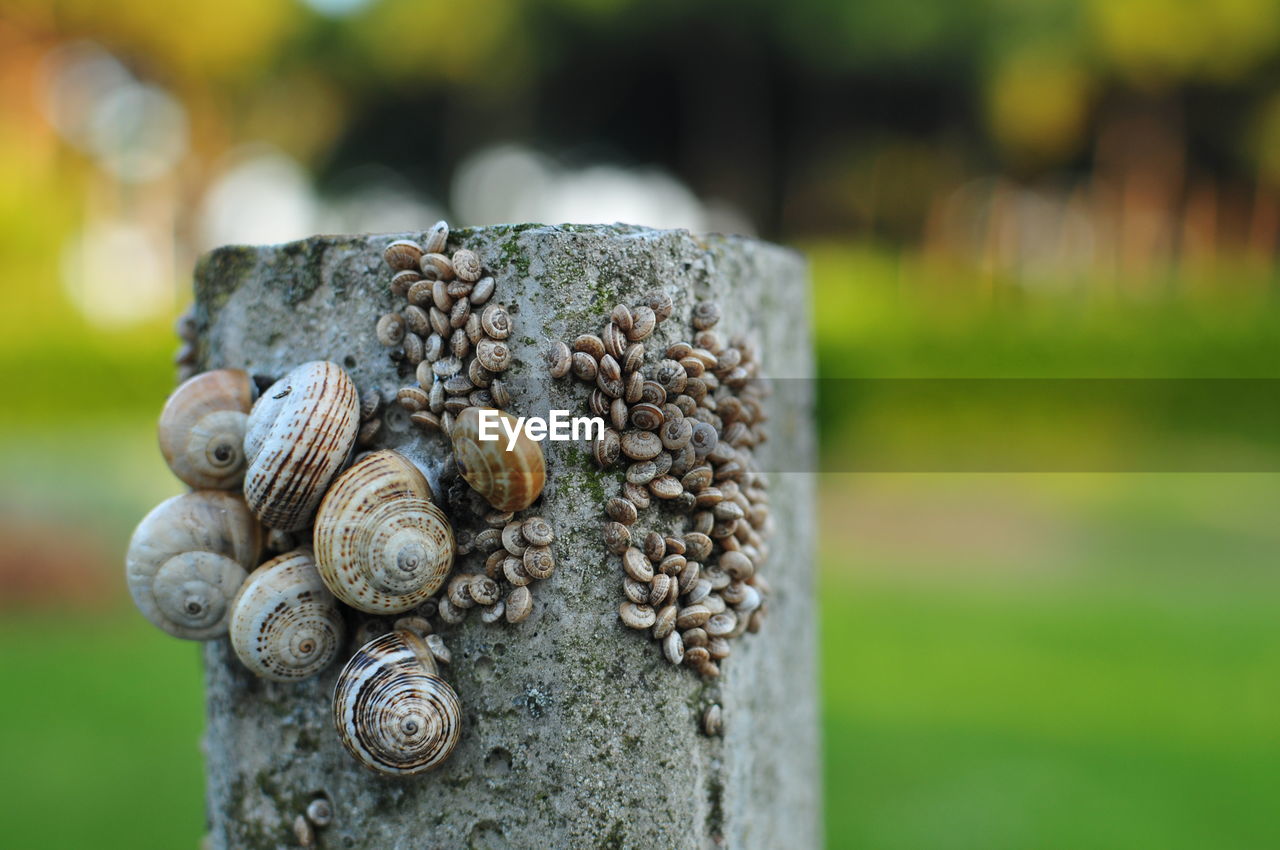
986,51 -> 1093,166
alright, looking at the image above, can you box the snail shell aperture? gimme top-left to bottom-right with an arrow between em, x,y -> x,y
243,361 -> 360,531
229,548 -> 345,681
158,369 -> 255,489
126,490 -> 262,640
333,629 -> 463,775
314,450 -> 454,614
451,407 -> 545,512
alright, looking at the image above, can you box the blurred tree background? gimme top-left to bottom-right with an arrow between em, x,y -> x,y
2,1 -> 1280,847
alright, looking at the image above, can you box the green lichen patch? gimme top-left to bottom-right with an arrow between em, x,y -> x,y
706,774 -> 726,841
194,245 -> 259,315
600,819 -> 627,850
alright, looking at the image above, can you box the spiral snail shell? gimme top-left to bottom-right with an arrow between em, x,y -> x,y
313,450 -> 454,614
243,361 -> 360,531
451,407 -> 545,512
229,549 -> 345,681
158,369 -> 256,489
126,490 -> 262,640
333,629 -> 463,775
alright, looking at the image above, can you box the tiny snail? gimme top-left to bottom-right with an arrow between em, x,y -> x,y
313,450 -> 455,614
158,369 -> 256,489
126,490 -> 262,640
702,703 -> 724,736
229,549 -> 345,681
305,798 -> 332,828
293,815 -> 314,848
243,361 -> 360,531
422,220 -> 449,255
451,407 -> 545,512
451,249 -> 483,283
333,629 -> 463,776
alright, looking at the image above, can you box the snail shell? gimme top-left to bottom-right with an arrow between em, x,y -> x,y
333,629 -> 463,775
158,369 -> 255,489
383,239 -> 424,272
126,490 -> 262,640
229,549 -> 345,681
244,361 -> 360,531
314,450 -> 454,614
451,407 -> 545,512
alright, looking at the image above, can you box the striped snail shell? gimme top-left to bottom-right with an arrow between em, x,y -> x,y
158,369 -> 256,489
229,549 -> 345,681
313,450 -> 454,614
451,407 -> 545,512
333,629 -> 463,776
244,361 -> 360,531
126,490 -> 262,640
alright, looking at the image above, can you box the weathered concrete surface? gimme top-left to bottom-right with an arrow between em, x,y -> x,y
194,224 -> 818,849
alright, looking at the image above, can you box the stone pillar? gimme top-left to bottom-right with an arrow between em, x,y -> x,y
194,224 -> 819,849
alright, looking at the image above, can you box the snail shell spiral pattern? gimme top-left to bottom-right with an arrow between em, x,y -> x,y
243,361 -> 360,531
314,450 -> 454,614
451,407 -> 546,512
157,369 -> 256,489
126,490 -> 262,640
333,629 -> 463,775
229,549 -> 345,681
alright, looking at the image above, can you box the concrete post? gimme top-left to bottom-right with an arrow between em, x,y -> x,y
194,223 -> 818,849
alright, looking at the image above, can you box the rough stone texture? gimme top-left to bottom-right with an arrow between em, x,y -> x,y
194,223 -> 818,849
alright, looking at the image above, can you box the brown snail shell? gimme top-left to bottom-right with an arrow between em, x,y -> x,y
451,249 -> 483,282
126,490 -> 262,640
693,300 -> 722,330
229,549 -> 345,681
479,303 -> 510,339
244,361 -> 360,531
383,239 -> 424,272
333,629 -> 463,776
423,220 -> 449,255
376,313 -> 406,347
158,369 -> 256,489
644,290 -> 674,322
475,338 -> 511,372
314,450 -> 454,614
451,407 -> 545,512
629,305 -> 658,340
393,269 -> 422,298
470,276 -> 496,305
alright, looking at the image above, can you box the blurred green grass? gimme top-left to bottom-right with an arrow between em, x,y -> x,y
822,473 -> 1280,850
0,613 -> 205,849
808,244 -> 1280,379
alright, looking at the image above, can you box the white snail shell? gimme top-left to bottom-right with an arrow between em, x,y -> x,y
126,490 -> 262,640
244,361 -> 360,531
229,549 -> 345,681
313,450 -> 454,614
451,407 -> 545,512
333,629 -> 463,775
158,369 -> 256,489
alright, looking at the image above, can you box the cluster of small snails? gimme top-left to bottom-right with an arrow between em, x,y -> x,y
375,220 -> 514,437
547,295 -> 772,679
371,225 -> 558,626
408,406 -> 552,628
127,352 -> 547,777
434,453 -> 554,628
